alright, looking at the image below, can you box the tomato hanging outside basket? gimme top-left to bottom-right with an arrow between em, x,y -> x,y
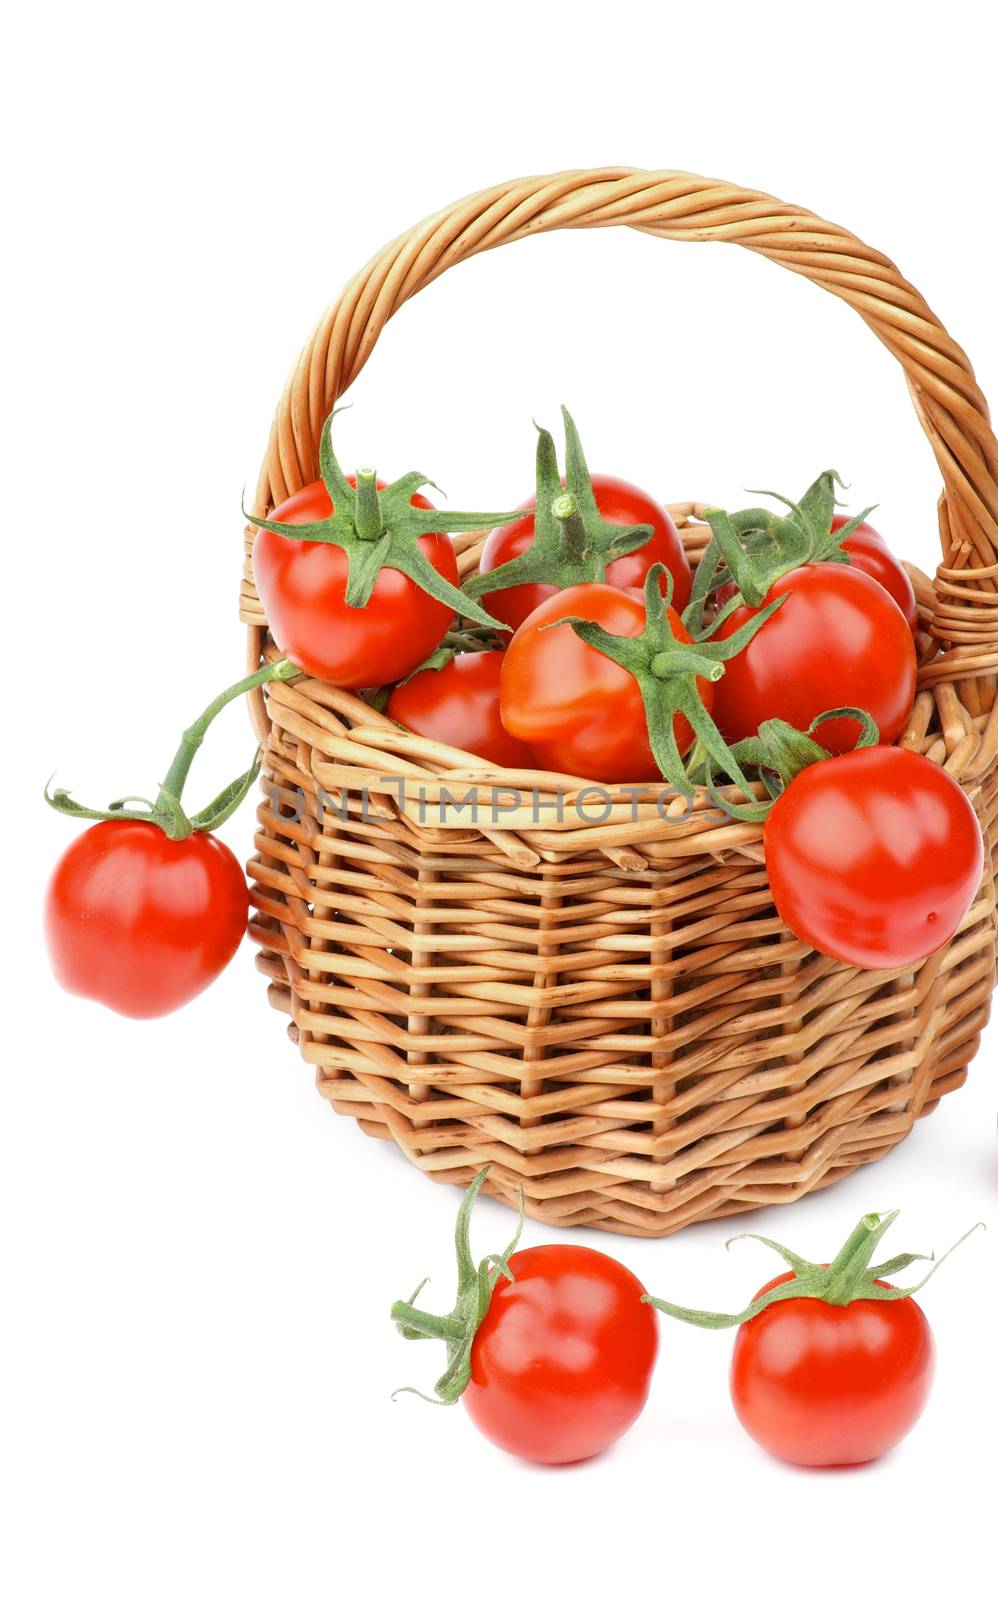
45,658 -> 300,1018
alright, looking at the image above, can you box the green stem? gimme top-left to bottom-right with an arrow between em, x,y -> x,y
552,492 -> 589,567
824,1212 -> 896,1305
651,650 -> 724,682
353,467 -> 384,541
389,1302 -> 466,1343
158,659 -> 299,811
642,1209 -> 979,1331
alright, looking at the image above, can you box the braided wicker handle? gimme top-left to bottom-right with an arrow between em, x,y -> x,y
244,168 -> 998,702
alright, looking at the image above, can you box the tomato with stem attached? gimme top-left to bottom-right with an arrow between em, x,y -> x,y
247,413 -> 521,688
45,659 -> 299,1018
478,474 -> 691,631
391,1170 -> 658,1465
466,408 -> 691,632
729,1266 -> 934,1467
498,533 -> 781,789
701,474 -> 917,751
253,478 -> 457,688
645,1209 -> 976,1468
711,563 -> 916,753
499,580 -> 709,781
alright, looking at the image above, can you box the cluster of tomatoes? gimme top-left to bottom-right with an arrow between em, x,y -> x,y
392,1168 -> 974,1469
252,407 -> 983,974
45,404 -> 984,1019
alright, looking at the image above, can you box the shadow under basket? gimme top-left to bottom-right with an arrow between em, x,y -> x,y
239,168 -> 998,1237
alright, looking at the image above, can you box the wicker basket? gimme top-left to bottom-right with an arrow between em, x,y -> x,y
240,169 -> 998,1238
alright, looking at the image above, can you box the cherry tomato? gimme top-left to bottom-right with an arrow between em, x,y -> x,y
478,475 -> 692,631
831,513 -> 918,632
731,1268 -> 935,1466
253,480 -> 458,688
387,651 -> 535,767
462,1244 -> 659,1465
713,564 -> 916,753
500,583 -> 711,782
45,820 -> 249,1018
765,745 -> 983,968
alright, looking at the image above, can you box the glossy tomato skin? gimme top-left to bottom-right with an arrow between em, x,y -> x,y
713,564 -> 917,753
253,480 -> 458,688
830,514 -> 918,633
463,1244 -> 659,1465
45,820 -> 249,1018
731,1270 -> 935,1467
500,583 -> 711,782
478,475 -> 692,631
765,745 -> 983,969
387,651 -> 536,767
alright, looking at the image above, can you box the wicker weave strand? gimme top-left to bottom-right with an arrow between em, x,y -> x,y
240,170 -> 998,1236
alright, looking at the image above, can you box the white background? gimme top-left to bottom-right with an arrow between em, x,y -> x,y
4,3 -> 997,1596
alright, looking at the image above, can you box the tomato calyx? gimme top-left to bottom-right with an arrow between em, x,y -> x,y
643,1210 -> 982,1331
695,706 -> 881,820
463,407 -> 655,605
45,658 -> 300,841
244,411 -> 519,630
390,1167 -> 524,1405
551,558 -> 786,799
697,469 -> 877,610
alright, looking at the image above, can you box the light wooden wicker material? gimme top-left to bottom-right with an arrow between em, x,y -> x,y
240,170 -> 998,1236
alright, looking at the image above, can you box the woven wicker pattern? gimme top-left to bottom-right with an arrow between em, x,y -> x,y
241,170 -> 998,1235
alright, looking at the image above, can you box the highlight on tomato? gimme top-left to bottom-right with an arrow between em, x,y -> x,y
698,709 -> 985,970
391,1169 -> 659,1465
246,412 -> 524,689
387,643 -> 536,767
700,471 -> 917,752
465,406 -> 692,631
498,530 -> 784,788
44,658 -> 299,1018
645,1209 -> 980,1468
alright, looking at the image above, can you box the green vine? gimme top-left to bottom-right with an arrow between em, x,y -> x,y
46,659 -> 300,841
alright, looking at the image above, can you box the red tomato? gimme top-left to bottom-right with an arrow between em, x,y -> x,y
731,1269 -> 935,1466
713,565 -> 916,753
387,651 -> 535,767
765,745 -> 983,968
478,475 -> 692,631
253,480 -> 458,688
463,1244 -> 659,1465
500,583 -> 711,781
831,513 -> 918,632
45,820 -> 249,1018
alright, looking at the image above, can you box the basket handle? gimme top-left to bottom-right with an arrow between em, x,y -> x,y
247,167 -> 998,649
